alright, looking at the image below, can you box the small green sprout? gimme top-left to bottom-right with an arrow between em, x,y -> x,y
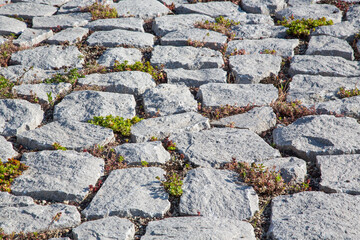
52,142 -> 67,150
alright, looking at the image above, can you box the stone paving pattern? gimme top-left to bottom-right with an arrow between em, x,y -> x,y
0,0 -> 359,239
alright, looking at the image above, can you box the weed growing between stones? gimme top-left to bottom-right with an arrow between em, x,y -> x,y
260,49 -> 277,55
0,228 -> 72,240
337,86 -> 360,98
163,137 -> 177,152
44,68 -> 85,85
52,142 -> 67,151
0,158 -> 28,192
0,76 -> 14,99
156,172 -> 183,197
195,15 -> 239,38
81,0 -> 118,20
271,100 -> 317,125
0,39 -> 25,67
163,2 -> 175,11
200,103 -> 256,120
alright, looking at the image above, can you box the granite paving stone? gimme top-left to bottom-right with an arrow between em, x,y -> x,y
11,0 -> 71,6
131,112 -> 210,143
227,12 -> 274,25
287,0 -> 317,7
241,0 -> 287,15
57,0 -> 112,14
47,27 -> 89,45
311,21 -> 360,41
0,65 -> 57,84
0,15 -> 27,35
13,28 -> 54,48
84,17 -> 144,32
0,135 -> 18,162
11,150 -> 104,202
175,1 -> 243,18
231,24 -> 287,40
142,216 -> 256,240
83,167 -> 171,219
32,12 -> 92,29
97,47 -> 143,67
170,128 -> 281,167
0,2 -> 57,19
16,120 -> 115,151
273,115 -> 360,161
346,4 -> 360,22
315,95 -> 360,118
158,0 -> 187,7
179,168 -> 259,220
165,68 -> 227,87
53,90 -> 136,122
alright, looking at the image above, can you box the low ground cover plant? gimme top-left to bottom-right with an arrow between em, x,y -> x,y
337,86 -> 360,98
271,100 -> 317,125
0,158 -> 28,192
44,68 -> 84,85
195,15 -> 240,38
200,103 -> 256,120
81,0 -> 118,20
157,172 -> 183,197
0,76 -> 14,99
0,39 -> 24,67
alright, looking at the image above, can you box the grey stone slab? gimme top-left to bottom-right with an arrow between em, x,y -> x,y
84,18 -> 144,32
0,191 -> 34,208
131,112 -> 210,143
315,95 -> 360,118
110,0 -> 171,20
47,27 -> 89,45
317,154 -> 360,195
211,106 -> 276,134
267,192 -> 360,239
179,168 -> 259,220
73,216 -> 135,240
86,29 -> 154,49
32,12 -> 92,29
152,13 -> 213,37
197,83 -> 278,108
0,15 -> 27,35
11,150 -> 104,202
57,0 -> 112,13
0,65 -> 56,84
0,99 -> 43,137
0,2 -> 57,19
227,13 -> 274,26
229,54 -> 282,84
0,135 -> 17,162
241,0 -> 287,15
10,45 -> 84,70
78,72 -> 155,96
227,38 -> 299,57
289,55 -> 360,77
158,0 -> 187,7
175,1 -> 244,18
161,28 -> 227,50
231,24 -> 285,40
166,68 -> 227,87
287,0 -> 317,7
142,84 -> 197,117
16,120 -> 115,151
273,115 -> 360,161
12,0 -> 70,6
151,45 -> 224,69
83,167 -> 170,219
312,21 -> 359,41
54,90 -> 136,122
142,216 -> 256,240
13,28 -> 53,47
114,141 -> 170,165
171,128 -> 281,168
275,4 -> 342,24
97,47 -> 143,67
306,35 -> 354,60
347,5 -> 360,22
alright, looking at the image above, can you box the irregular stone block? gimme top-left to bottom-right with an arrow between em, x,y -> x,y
347,4 -> 360,22
85,17 -> 144,32
13,28 -> 53,47
175,1 -> 243,17
287,0 -> 316,7
312,21 -> 359,41
58,0 -> 109,13
315,95 -> 360,118
231,24 -> 286,40
228,12 -> 274,25
0,136 -> 18,163
166,68 -> 227,87
241,0 -> 287,15
97,47 -> 142,67
0,15 -> 27,35
0,65 -> 56,84
0,2 -> 57,19
32,12 -> 92,29
47,27 -> 89,45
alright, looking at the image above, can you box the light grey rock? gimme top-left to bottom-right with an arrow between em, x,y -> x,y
231,24 -> 281,40
0,136 -> 18,162
0,99 -> 43,137
267,192 -> 360,239
77,72 -> 156,96
11,150 -> 104,202
131,112 -> 210,143
17,121 -> 115,151
32,12 -> 92,29
241,0 -> 287,15
13,28 -> 53,47
151,45 -> 224,69
83,167 -> 170,219
12,0 -> 70,6
12,82 -> 72,104
0,192 -> 81,234
110,0 -> 171,20
0,15 -> 27,35
211,106 -> 276,134
227,13 -> 274,26
306,35 -> 354,60
197,83 -> 278,107
171,128 -> 281,167
275,4 -> 342,23
287,0 -> 316,7
227,38 -> 299,57
48,238 -> 71,240
0,2 -> 57,19
273,115 -> 360,161
10,45 -> 84,70
161,28 -> 227,50
85,17 -> 144,32
158,0 -> 187,7
0,65 -> 56,84
57,0 -> 113,13
175,1 -> 243,18
317,154 -> 360,195
86,29 -> 154,49
347,5 -> 360,22
54,90 -> 136,122
114,141 -> 170,165
312,21 -> 359,41
289,55 -> 360,77
357,39 -> 360,55
179,168 -> 259,220
229,54 -> 282,84
97,47 -> 143,67
315,95 -> 360,118
142,216 -> 256,240
73,216 -> 135,240
152,14 -> 213,37
166,68 -> 227,87
142,84 -> 197,117
47,27 -> 88,45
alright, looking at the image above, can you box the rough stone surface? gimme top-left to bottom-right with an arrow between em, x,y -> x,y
229,54 -> 282,84
0,99 -> 43,137
0,2 -> 57,19
347,5 -> 360,22
273,115 -> 360,161
211,106 -> 276,134
228,13 -> 274,25
197,83 -> 278,107
142,216 -> 256,240
142,84 -> 197,117
114,141 -> 170,165
13,28 -> 53,47
175,1 -> 243,17
179,168 -> 259,220
0,65 -> 56,84
53,90 -> 136,122
11,150 -> 104,202
241,0 -> 287,15
47,27 -> 88,45
315,95 -> 360,117
312,21 -> 360,41
231,24 -> 287,40
166,68 -> 227,87
83,167 -> 170,219
0,15 -> 27,35
0,135 -> 18,162
267,192 -> 360,239
17,121 -> 115,151
11,0 -> 71,5
151,45 -> 224,69
85,18 -> 144,32
287,0 -> 317,7
97,47 -> 143,67
57,0 -> 109,13
131,112 -> 210,143
32,12 -> 92,29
